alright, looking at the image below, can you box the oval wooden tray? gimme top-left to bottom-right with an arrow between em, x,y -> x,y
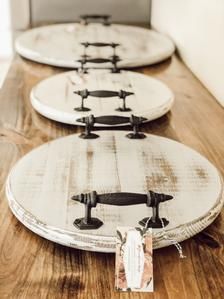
6,131 -> 224,252
15,23 -> 175,68
31,70 -> 174,126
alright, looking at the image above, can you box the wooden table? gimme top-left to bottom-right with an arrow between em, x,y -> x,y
0,54 -> 224,299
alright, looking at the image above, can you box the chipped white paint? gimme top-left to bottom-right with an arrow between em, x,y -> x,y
6,131 -> 224,252
15,23 -> 175,68
30,70 -> 174,126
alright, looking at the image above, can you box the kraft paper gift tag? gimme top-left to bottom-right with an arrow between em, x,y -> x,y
115,226 -> 153,292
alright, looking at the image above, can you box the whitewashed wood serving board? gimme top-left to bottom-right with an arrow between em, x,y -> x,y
31,70 -> 174,126
15,23 -> 175,68
6,131 -> 224,252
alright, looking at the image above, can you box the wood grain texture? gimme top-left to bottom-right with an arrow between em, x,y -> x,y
15,23 -> 175,68
30,70 -> 174,126
5,131 -> 223,252
1,54 -> 224,298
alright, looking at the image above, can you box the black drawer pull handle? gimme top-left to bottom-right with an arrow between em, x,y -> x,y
81,42 -> 120,60
77,56 -> 120,73
81,42 -> 120,48
78,40 -> 120,73
76,114 -> 147,139
73,89 -> 133,112
80,14 -> 111,26
71,190 -> 173,230
78,57 -> 119,64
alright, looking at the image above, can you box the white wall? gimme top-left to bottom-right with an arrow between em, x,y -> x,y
0,0 -> 13,57
0,0 -> 13,87
151,0 -> 224,107
31,0 -> 151,24
9,0 -> 30,30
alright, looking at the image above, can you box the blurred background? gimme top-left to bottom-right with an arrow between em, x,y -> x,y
0,0 -> 12,87
0,0 -> 223,106
0,0 -> 151,87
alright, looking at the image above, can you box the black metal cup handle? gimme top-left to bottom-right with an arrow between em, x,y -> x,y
80,14 -> 111,25
71,191 -> 173,230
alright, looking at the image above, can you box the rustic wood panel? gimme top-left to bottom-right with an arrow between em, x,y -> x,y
30,70 -> 174,126
0,54 -> 224,298
6,131 -> 223,252
15,23 -> 175,68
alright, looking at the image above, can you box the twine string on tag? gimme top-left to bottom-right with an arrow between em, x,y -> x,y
144,217 -> 186,259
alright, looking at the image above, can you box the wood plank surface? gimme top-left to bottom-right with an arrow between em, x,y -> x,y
30,70 -> 174,126
6,131 -> 223,252
15,24 -> 175,68
0,54 -> 224,298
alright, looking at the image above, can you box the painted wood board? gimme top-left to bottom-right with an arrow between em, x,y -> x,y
15,23 -> 175,68
6,131 -> 224,252
2,55 -> 224,298
30,70 -> 174,126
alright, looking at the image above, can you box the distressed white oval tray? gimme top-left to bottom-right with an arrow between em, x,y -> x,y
6,131 -> 224,252
31,70 -> 174,126
15,23 -> 175,68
